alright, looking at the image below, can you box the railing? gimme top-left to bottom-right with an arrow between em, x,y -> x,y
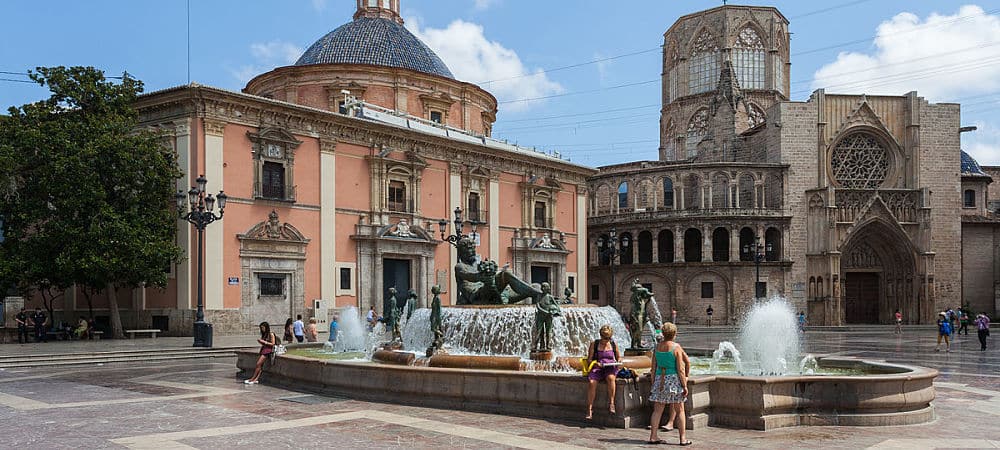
254,182 -> 297,202
466,209 -> 488,224
589,207 -> 786,225
533,216 -> 555,229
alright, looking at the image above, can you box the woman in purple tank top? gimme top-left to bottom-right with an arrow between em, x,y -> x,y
585,324 -> 622,419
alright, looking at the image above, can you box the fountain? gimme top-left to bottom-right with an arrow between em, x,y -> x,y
237,230 -> 936,430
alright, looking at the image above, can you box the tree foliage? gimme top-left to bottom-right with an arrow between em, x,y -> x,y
0,66 -> 183,338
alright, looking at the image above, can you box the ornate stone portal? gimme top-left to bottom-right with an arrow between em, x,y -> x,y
236,210 -> 310,333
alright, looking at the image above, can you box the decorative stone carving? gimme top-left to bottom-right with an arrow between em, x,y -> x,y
831,133 -> 889,189
391,219 -> 413,238
241,210 -> 309,242
844,243 -> 881,269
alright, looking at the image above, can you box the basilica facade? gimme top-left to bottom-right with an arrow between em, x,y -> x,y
23,0 -> 593,335
587,4 -> 986,325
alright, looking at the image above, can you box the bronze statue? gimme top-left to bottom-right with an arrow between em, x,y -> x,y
405,289 -> 418,320
454,237 -> 541,304
562,286 -> 574,304
385,287 -> 401,343
628,279 -> 662,349
429,285 -> 443,352
533,282 -> 563,351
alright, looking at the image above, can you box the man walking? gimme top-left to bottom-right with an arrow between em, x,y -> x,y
975,314 -> 991,351
15,308 -> 30,344
31,307 -> 48,343
706,305 -> 714,327
293,315 -> 305,343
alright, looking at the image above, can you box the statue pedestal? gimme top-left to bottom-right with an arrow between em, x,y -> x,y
625,348 -> 652,358
529,350 -> 554,361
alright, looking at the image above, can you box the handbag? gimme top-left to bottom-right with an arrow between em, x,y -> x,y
275,344 -> 287,355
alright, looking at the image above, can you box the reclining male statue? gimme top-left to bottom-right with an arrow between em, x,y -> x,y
454,237 -> 542,305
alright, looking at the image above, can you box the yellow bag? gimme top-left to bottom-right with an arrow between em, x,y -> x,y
580,358 -> 599,376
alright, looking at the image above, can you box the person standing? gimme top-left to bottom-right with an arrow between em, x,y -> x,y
31,307 -> 48,343
328,314 -> 339,342
935,312 -> 952,352
975,314 -> 991,351
705,305 -> 713,327
292,314 -> 305,343
894,309 -> 903,334
283,318 -> 294,344
15,308 -> 30,344
646,322 -> 691,446
305,317 -> 319,342
671,308 -> 677,325
366,306 -> 376,332
958,309 -> 970,336
797,311 -> 807,332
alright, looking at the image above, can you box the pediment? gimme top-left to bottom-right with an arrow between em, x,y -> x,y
238,210 -> 309,243
833,99 -> 899,147
247,127 -> 302,148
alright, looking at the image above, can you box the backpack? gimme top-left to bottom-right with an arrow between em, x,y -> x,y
591,339 -> 619,362
940,320 -> 952,335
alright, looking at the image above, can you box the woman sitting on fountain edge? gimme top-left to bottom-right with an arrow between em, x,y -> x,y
585,324 -> 622,419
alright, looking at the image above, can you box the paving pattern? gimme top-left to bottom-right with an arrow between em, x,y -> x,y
0,327 -> 997,449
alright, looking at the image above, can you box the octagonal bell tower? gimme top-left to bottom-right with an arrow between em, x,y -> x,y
659,5 -> 790,162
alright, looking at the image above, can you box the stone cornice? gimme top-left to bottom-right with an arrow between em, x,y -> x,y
203,118 -> 226,137
135,85 -> 594,183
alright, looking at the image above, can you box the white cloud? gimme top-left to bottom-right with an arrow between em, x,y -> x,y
811,5 -> 1000,101
406,16 -> 563,112
964,119 -> 1000,165
229,41 -> 304,84
594,52 -> 611,85
473,0 -> 499,10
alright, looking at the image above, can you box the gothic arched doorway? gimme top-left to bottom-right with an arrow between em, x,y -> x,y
840,220 -> 917,324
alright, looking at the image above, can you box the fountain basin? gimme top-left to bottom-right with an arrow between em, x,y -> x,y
238,345 -> 936,430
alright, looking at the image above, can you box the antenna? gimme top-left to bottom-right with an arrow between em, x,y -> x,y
187,0 -> 191,84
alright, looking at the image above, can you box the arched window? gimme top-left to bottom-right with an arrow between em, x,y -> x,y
738,174 -> 755,209
711,173 -> 729,209
684,228 -> 702,262
831,132 -> 890,189
684,174 -> 701,210
765,173 -> 783,209
733,26 -> 765,89
739,227 -> 755,261
816,276 -> 824,297
964,189 -> 977,207
686,108 -> 709,158
688,30 -> 719,94
638,231 -> 653,264
666,42 -> 680,101
658,230 -> 674,263
662,177 -> 674,209
597,234 -> 610,266
712,227 -> 730,262
619,233 -> 634,265
765,227 -> 781,261
808,276 -> 816,298
618,182 -> 629,209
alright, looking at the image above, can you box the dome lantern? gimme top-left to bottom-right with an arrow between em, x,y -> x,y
355,0 -> 403,25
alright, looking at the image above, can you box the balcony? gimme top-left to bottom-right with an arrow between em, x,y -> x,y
466,209 -> 488,224
254,182 -> 297,202
533,216 -> 555,229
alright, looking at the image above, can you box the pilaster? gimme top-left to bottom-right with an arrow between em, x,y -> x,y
321,138 -> 338,303
203,118 -> 226,310
174,119 -> 193,311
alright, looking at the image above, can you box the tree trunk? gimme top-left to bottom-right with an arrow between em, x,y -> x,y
82,289 -> 94,320
107,283 -> 125,339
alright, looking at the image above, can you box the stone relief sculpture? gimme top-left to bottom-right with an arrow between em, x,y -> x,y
454,237 -> 542,305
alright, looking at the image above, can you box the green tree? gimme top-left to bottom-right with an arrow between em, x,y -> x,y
0,66 -> 182,338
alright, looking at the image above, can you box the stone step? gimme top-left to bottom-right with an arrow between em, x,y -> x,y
0,347 -> 246,363
0,351 -> 241,369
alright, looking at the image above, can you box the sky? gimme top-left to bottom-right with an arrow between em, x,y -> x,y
3,0 -> 1000,168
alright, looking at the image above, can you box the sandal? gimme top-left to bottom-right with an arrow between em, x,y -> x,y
647,439 -> 664,445
679,441 -> 693,446
609,404 -> 616,414
585,407 -> 593,420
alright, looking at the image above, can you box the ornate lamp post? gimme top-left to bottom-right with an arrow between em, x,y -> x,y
743,236 -> 772,301
597,227 -> 629,307
175,175 -> 227,348
438,207 -> 483,248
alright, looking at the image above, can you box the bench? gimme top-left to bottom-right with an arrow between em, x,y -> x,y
45,330 -> 71,341
90,330 -> 104,339
125,329 -> 161,339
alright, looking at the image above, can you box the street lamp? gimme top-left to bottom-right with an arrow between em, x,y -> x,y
175,175 -> 227,348
743,236 -> 772,300
438,206 -> 484,248
597,227 -> 629,307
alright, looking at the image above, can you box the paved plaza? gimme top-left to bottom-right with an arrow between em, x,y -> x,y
0,327 -> 997,449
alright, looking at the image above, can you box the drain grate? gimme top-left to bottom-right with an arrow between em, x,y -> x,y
277,394 -> 348,405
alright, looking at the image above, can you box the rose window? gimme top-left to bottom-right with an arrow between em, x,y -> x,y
830,133 -> 889,189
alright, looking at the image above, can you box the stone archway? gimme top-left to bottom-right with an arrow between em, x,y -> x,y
839,220 -> 917,324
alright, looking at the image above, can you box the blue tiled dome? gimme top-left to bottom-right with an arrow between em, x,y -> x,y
295,17 -> 454,79
961,150 -> 988,176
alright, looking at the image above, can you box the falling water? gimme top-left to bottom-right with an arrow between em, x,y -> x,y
799,354 -> 818,375
709,341 -> 743,374
401,305 -> 629,358
737,297 -> 800,375
327,306 -> 370,352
